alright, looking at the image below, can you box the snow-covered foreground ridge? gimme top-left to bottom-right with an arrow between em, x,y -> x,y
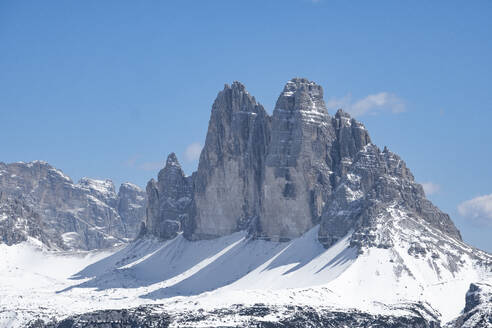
1,207 -> 491,328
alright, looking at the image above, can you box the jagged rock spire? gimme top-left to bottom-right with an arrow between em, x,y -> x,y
145,153 -> 194,240
143,78 -> 462,248
165,152 -> 180,167
275,77 -> 327,114
191,81 -> 270,240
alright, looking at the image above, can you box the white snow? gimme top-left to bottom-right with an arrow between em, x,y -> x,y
49,167 -> 72,182
77,178 -> 115,196
120,182 -> 143,191
0,218 -> 490,327
61,232 -> 82,249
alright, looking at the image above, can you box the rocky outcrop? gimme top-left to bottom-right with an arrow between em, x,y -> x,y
260,78 -> 336,241
0,195 -> 63,247
0,161 -> 146,250
145,153 -> 194,240
118,182 -> 146,237
192,82 -> 270,240
28,303 -> 441,328
318,144 -> 462,248
144,78 -> 461,249
447,281 -> 492,328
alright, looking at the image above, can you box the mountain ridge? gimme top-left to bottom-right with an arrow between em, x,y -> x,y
1,78 -> 490,328
0,160 -> 146,250
143,78 -> 462,250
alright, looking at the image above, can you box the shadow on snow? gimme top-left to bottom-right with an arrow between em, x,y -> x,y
58,226 -> 357,299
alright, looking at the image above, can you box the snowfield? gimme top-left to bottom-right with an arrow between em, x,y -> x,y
0,224 -> 490,327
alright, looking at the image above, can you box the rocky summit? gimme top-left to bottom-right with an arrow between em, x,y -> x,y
0,161 -> 146,250
144,78 -> 461,249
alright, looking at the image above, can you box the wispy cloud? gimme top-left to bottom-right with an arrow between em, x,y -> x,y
421,182 -> 440,196
185,142 -> 202,162
123,155 -> 163,172
458,193 -> 492,225
123,155 -> 140,168
138,161 -> 163,172
326,92 -> 405,117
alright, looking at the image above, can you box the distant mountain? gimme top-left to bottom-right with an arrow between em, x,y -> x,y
0,161 -> 145,250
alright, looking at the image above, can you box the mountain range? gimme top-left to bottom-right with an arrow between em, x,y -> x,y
0,78 -> 490,328
0,160 -> 146,250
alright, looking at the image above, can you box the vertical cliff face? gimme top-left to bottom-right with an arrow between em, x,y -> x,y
260,78 -> 336,240
0,161 -> 146,250
145,153 -> 194,240
143,78 -> 461,248
117,182 -> 146,238
191,82 -> 270,240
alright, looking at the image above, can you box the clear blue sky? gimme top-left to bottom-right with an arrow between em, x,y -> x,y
1,1 -> 491,251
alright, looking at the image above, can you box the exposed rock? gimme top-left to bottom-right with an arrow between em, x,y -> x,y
192,82 -> 270,240
0,161 -> 146,250
0,196 -> 63,247
261,78 -> 336,241
28,303 -> 441,328
118,182 -> 146,237
318,144 -> 462,249
145,153 -> 194,240
143,78 -> 461,249
447,281 -> 492,327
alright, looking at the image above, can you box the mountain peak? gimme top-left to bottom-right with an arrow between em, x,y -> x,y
275,77 -> 326,113
335,108 -> 351,118
227,81 -> 247,93
78,177 -> 116,195
165,152 -> 181,168
211,80 -> 264,117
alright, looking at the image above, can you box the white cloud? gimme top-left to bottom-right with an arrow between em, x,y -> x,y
421,182 -> 440,196
458,193 -> 492,225
325,92 -> 405,117
138,162 -> 163,171
123,155 -> 140,168
185,142 -> 202,162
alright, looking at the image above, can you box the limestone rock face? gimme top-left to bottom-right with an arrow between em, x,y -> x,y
145,153 -> 194,240
191,82 -> 270,240
0,195 -> 63,247
447,281 -> 492,327
143,78 -> 461,248
331,109 -> 372,178
261,78 -> 336,241
0,161 -> 145,250
117,182 -> 146,238
318,144 -> 462,248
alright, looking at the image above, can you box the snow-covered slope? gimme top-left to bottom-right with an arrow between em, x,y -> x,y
2,211 -> 490,327
2,80 -> 491,327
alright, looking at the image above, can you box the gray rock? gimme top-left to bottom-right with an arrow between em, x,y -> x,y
0,161 -> 146,250
117,182 -> 146,238
318,143 -> 462,249
446,281 -> 492,327
145,153 -> 194,240
28,303 -> 441,328
261,78 -> 336,241
0,195 -> 63,247
191,82 -> 270,240
143,78 -> 461,250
